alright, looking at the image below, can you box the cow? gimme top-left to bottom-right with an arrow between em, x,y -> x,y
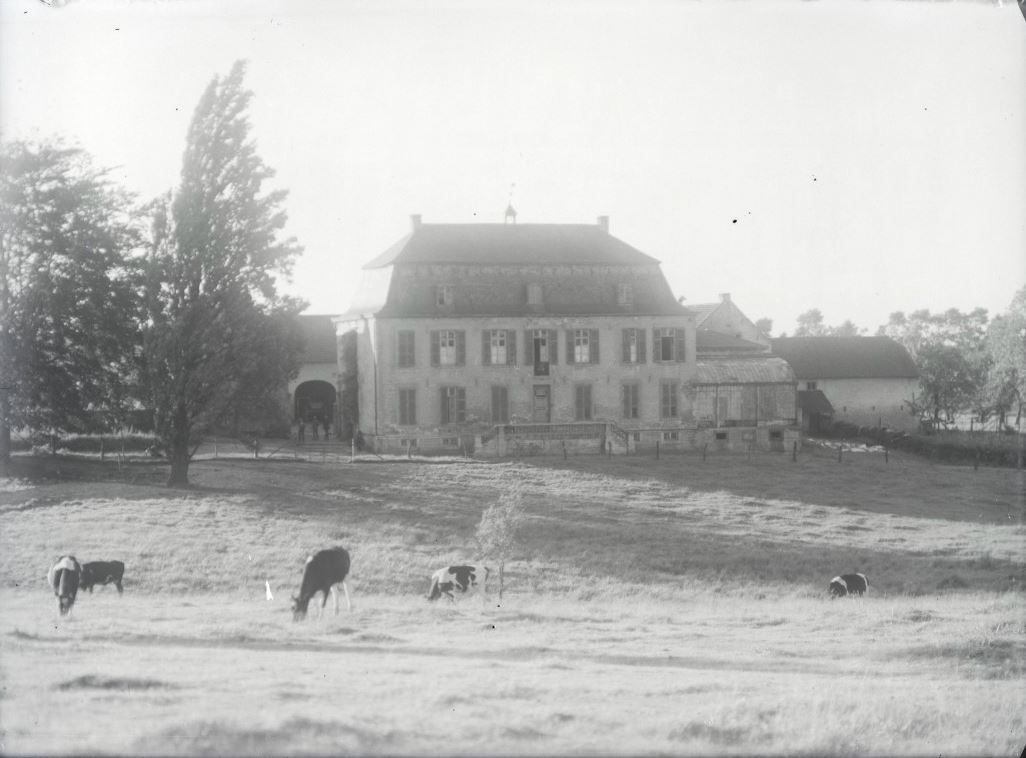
47,555 -> 82,616
829,573 -> 869,598
427,564 -> 490,602
291,547 -> 352,621
80,560 -> 125,595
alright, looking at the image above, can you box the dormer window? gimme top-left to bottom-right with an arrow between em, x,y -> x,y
526,282 -> 543,306
436,284 -> 454,308
617,283 -> 633,307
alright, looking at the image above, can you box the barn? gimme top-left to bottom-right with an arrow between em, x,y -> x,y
770,336 -> 920,433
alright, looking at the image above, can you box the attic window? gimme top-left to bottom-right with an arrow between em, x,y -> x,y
617,283 -> 634,307
527,283 -> 543,305
436,284 -> 454,307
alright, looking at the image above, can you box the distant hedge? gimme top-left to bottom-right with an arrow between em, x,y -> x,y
825,421 -> 1024,468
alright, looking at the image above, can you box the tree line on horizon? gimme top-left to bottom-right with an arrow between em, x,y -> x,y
2,60 -> 1024,485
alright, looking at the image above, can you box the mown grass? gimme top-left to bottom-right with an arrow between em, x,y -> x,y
0,450 -> 1023,755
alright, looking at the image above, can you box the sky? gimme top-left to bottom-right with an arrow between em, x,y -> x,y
1,0 -> 1024,335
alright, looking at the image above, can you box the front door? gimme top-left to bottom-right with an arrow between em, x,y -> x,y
532,385 -> 551,422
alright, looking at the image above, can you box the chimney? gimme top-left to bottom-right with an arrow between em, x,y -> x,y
719,292 -> 731,303
410,214 -> 422,231
597,215 -> 609,234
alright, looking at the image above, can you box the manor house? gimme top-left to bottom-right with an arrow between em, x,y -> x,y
334,215 -> 798,455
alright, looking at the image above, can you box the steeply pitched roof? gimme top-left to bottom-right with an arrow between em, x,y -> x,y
687,302 -> 720,324
798,389 -> 835,414
770,337 -> 919,379
297,314 -> 338,364
696,330 -> 767,353
363,223 -> 660,268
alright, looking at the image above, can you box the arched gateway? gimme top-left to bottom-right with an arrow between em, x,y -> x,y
294,380 -> 336,434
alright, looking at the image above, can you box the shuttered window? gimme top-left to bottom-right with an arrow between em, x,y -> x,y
431,330 -> 466,367
439,386 -> 466,424
622,383 -> 640,419
482,329 -> 517,366
398,388 -> 416,425
491,386 -> 510,423
621,328 -> 646,363
660,381 -> 679,418
574,384 -> 593,421
397,331 -> 415,368
654,328 -> 687,362
567,329 -> 600,364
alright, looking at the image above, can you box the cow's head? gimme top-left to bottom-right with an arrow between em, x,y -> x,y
291,594 -> 310,621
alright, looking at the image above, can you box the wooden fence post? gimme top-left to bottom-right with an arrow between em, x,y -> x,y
792,440 -> 797,462
656,440 -> 660,460
702,443 -> 707,462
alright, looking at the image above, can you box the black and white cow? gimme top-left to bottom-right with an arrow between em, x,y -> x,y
291,547 -> 352,621
829,573 -> 869,598
426,565 -> 490,602
80,560 -> 125,594
47,555 -> 82,616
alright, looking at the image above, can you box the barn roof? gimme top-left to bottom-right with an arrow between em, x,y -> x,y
694,356 -> 795,384
798,389 -> 835,414
297,314 -> 338,364
696,330 -> 767,353
770,337 -> 919,379
363,223 -> 660,268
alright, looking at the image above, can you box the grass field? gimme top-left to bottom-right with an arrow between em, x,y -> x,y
0,448 -> 1024,755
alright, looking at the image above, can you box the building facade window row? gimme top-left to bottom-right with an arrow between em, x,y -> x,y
392,380 -> 688,427
396,327 -> 687,368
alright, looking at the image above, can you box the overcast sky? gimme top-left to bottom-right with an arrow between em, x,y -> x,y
2,0 -> 1023,335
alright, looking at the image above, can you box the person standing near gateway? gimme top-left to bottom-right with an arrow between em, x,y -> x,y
297,418 -> 306,443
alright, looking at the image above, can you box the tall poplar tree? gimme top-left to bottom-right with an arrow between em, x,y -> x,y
143,61 -> 304,487
0,140 -> 141,472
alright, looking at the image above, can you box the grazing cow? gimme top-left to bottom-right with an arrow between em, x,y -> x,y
80,560 -> 125,594
427,564 -> 490,602
829,573 -> 869,598
291,548 -> 352,621
47,555 -> 82,616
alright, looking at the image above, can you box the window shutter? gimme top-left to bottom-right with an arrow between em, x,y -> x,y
566,329 -> 575,364
457,388 -> 466,421
439,387 -> 448,424
524,330 -> 534,365
481,330 -> 491,366
638,329 -> 647,363
653,328 -> 661,361
506,330 -> 517,366
590,329 -> 600,364
456,331 -> 466,366
430,331 -> 440,367
675,330 -> 687,363
548,330 -> 558,364
622,329 -> 630,363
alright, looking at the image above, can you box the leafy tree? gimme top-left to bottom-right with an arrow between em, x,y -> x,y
0,140 -> 142,471
877,307 -> 991,425
984,287 -> 1026,429
754,317 -> 773,337
475,487 -> 525,601
142,61 -> 304,487
793,308 -> 826,337
793,309 -> 864,337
